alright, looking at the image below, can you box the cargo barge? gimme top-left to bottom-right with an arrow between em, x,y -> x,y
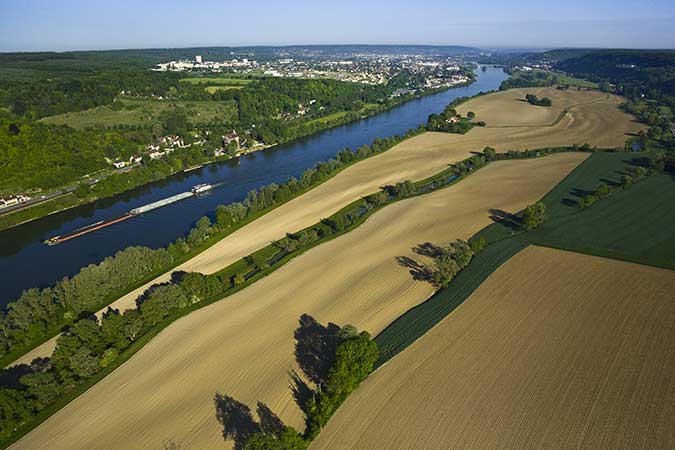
44,183 -> 216,246
44,214 -> 133,246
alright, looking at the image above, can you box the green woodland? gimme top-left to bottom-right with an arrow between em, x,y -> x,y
0,54 -> 430,201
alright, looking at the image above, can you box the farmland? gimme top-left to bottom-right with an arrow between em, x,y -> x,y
180,77 -> 253,94
456,87 -> 608,127
477,151 -> 675,270
204,85 -> 243,93
9,87 -> 640,366
179,77 -> 254,85
40,97 -> 238,129
527,173 -> 675,269
8,154 -> 587,450
311,246 -> 675,450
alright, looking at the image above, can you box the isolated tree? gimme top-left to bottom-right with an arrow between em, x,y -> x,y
521,202 -> 548,230
482,146 -> 497,161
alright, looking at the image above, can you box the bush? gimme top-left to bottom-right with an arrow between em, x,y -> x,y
521,202 -> 548,230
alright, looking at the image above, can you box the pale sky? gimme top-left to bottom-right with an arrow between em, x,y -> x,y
1,0 -> 674,52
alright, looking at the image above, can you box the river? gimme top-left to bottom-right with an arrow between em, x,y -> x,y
0,65 -> 507,306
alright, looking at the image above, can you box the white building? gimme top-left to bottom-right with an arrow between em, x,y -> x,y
195,55 -> 202,64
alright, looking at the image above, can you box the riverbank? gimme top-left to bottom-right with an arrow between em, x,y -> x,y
5,152 -> 588,450
0,66 -> 508,308
3,84 -> 643,369
0,80 -> 474,234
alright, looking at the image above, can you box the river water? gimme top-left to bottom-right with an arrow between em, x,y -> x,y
0,66 -> 507,306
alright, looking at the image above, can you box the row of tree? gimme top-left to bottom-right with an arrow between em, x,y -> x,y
215,322 -> 378,450
0,128 -> 424,364
578,154 -> 667,208
525,93 -> 552,106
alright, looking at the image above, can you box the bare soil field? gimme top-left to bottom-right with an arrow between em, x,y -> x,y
311,246 -> 675,450
9,154 -> 588,450
10,88 -> 642,367
456,87 -> 606,127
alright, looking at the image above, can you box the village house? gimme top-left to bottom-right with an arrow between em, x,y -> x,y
222,131 -> 240,147
0,194 -> 31,209
149,151 -> 166,160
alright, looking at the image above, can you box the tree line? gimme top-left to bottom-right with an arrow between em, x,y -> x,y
525,93 -> 552,106
214,320 -> 378,450
426,95 -> 486,133
0,129 -> 424,367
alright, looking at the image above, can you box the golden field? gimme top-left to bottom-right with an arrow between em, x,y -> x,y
9,154 -> 589,450
9,87 -> 641,367
310,246 -> 675,450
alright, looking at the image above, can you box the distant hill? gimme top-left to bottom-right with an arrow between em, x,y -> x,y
0,44 -> 481,74
552,49 -> 675,97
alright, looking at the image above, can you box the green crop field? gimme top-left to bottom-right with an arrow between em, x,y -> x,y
374,238 -> 529,366
477,151 -> 675,270
539,151 -> 636,218
179,77 -> 253,85
205,85 -> 243,94
527,173 -> 675,269
510,69 -> 599,88
40,98 -> 238,129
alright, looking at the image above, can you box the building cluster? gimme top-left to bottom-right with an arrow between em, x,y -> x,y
147,135 -> 189,160
0,194 -> 31,210
153,54 -> 472,88
514,62 -> 553,72
106,155 -> 143,170
153,55 -> 257,72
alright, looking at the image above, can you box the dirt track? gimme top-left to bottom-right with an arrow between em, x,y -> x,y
310,246 -> 675,450
10,154 -> 588,450
10,87 -> 642,367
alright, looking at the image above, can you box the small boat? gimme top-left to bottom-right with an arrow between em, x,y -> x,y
184,164 -> 204,172
191,183 -> 213,194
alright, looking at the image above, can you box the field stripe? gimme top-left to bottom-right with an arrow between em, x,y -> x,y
375,238 -> 529,366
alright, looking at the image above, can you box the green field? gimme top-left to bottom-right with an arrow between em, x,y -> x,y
527,173 -> 675,269
510,69 -> 599,89
205,85 -> 244,93
179,77 -> 253,85
40,98 -> 238,129
477,152 -> 675,270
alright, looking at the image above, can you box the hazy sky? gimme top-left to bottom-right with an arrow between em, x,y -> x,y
2,0 -> 674,52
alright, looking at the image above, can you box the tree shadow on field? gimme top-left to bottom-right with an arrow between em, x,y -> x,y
488,208 -> 522,231
256,402 -> 286,436
413,242 -> 444,258
0,357 -> 51,389
135,280 -> 173,308
561,188 -> 593,207
214,394 -> 287,449
396,256 -> 433,282
289,368 -> 315,420
214,393 -> 261,450
170,270 -> 188,284
600,177 -> 621,188
294,314 -> 341,387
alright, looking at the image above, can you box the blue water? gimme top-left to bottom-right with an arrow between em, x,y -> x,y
0,66 -> 507,306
